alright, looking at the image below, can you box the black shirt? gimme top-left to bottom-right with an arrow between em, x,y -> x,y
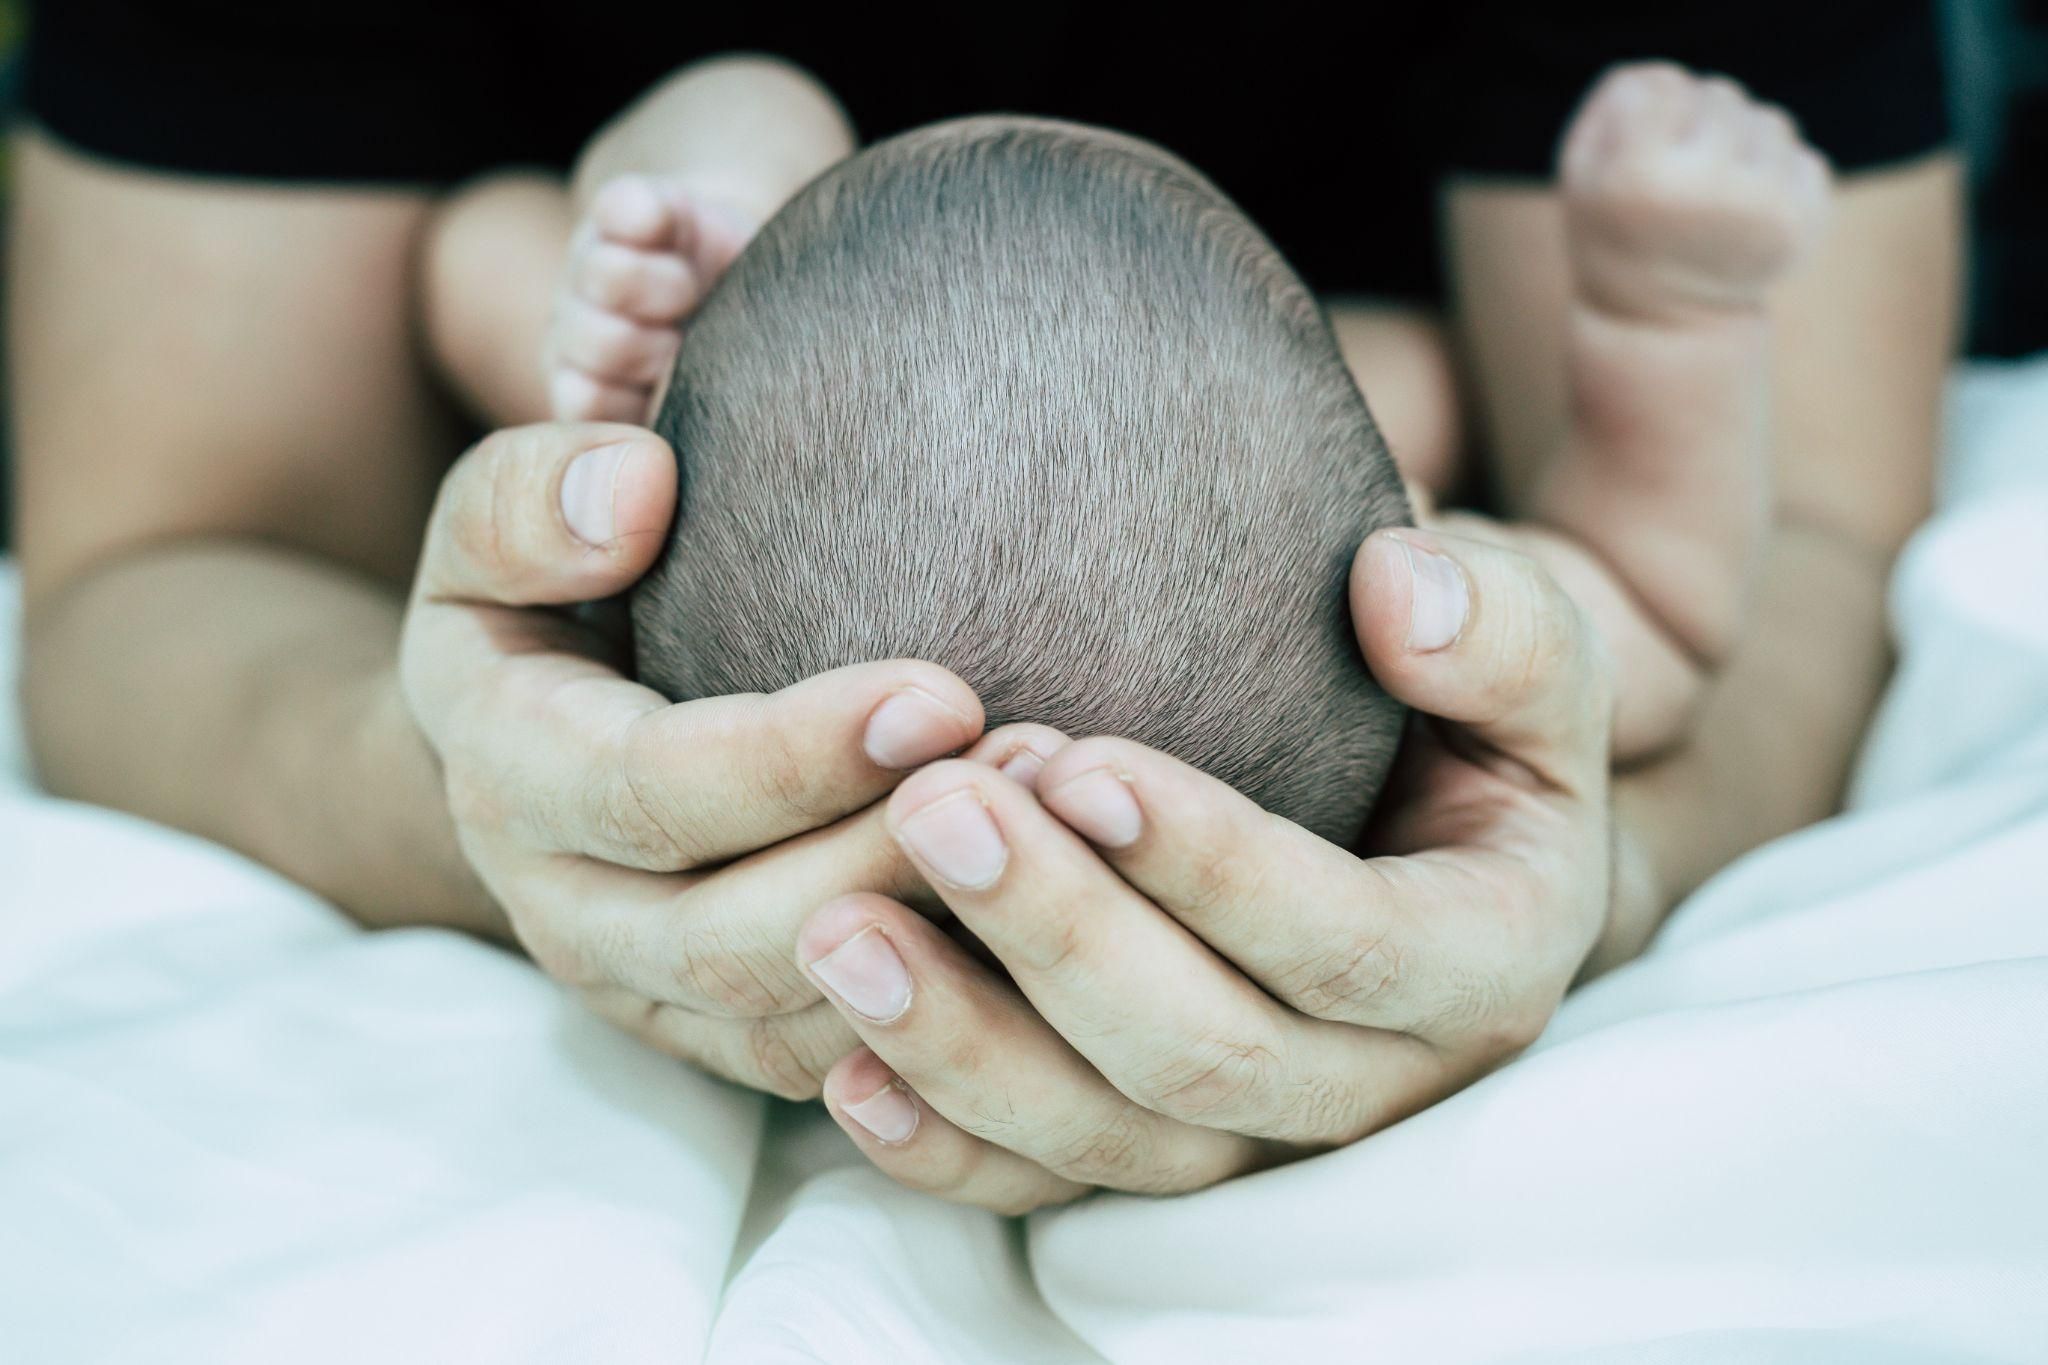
21,0 -> 1949,299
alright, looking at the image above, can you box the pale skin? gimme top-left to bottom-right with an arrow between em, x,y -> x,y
1452,151 -> 1962,960
797,527 -> 1614,1207
448,61 -> 1828,767
12,54 -> 1958,1209
9,141 -> 487,930
793,142 -> 1959,1203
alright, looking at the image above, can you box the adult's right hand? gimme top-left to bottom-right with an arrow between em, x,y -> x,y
398,423 -> 988,1097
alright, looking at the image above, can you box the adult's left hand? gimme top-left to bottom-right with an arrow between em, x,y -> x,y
791,527 -> 1614,1211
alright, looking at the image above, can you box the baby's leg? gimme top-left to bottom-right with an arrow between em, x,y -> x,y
1528,64 -> 1830,759
423,173 -> 574,426
423,57 -> 854,428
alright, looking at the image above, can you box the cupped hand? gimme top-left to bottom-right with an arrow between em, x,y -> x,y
397,422 -> 992,1096
792,528 -> 1614,1210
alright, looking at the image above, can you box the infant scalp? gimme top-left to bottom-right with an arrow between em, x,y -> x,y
634,116 -> 1410,843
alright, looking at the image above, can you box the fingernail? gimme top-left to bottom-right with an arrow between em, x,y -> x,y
843,1079 -> 920,1144
998,745 -> 1046,788
807,926 -> 913,1023
864,687 -> 972,768
561,442 -> 632,545
896,790 -> 1007,889
1400,538 -> 1470,652
1042,767 -> 1143,848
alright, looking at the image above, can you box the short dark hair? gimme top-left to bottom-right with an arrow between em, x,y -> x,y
635,117 -> 1408,842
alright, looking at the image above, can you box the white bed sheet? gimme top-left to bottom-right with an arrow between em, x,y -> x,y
3,360 -> 2045,1364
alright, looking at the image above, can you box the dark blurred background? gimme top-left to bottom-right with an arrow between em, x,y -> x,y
0,1 -> 2044,554
1951,0 -> 2048,356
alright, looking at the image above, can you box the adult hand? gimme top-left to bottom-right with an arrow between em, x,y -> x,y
398,422 -> 992,1096
792,528 -> 1613,1211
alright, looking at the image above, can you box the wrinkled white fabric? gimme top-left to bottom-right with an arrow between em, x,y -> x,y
3,361 -> 2045,1363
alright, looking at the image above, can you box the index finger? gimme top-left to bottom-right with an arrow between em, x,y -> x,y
877,761 -> 1440,1144
549,662 -> 986,870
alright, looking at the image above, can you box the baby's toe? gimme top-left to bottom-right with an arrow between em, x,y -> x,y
550,297 -> 680,387
589,175 -> 677,249
549,366 -> 650,423
573,240 -> 702,323
1680,76 -> 1749,146
1795,145 -> 1832,209
544,366 -> 647,423
1562,64 -> 1687,189
684,197 -> 758,278
1600,64 -> 1697,140
1738,104 -> 1799,166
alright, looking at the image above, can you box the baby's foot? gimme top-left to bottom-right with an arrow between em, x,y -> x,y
543,175 -> 756,423
1561,63 -> 1830,323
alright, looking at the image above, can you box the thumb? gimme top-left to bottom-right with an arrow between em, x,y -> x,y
415,421 -> 676,609
1352,527 -> 1612,798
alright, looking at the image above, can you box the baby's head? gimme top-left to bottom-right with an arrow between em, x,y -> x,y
634,118 -> 1409,843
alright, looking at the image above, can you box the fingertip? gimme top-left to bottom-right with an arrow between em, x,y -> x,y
607,433 -> 678,549
1358,528 -> 1475,657
962,722 -> 1072,790
557,428 -> 675,555
1032,734 -> 1137,793
825,1049 -> 923,1147
591,175 -> 669,244
1355,526 -> 1532,722
855,662 -> 985,770
862,684 -> 982,771
556,441 -> 620,547
884,757 -> 999,823
894,662 -> 985,733
1038,756 -> 1146,852
794,892 -> 902,968
1355,527 -> 1613,774
723,661 -> 987,844
823,1045 -> 892,1106
881,759 -> 1020,891
1351,529 -> 1421,667
1036,737 -> 1158,852
1399,533 -> 1472,654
